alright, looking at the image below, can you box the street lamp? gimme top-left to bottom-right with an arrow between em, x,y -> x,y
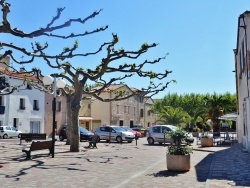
43,75 -> 66,158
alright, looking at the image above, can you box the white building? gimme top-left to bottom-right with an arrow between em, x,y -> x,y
0,70 -> 45,133
234,11 -> 250,151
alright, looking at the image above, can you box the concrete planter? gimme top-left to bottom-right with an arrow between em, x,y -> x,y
200,137 -> 213,147
192,132 -> 199,137
167,154 -> 190,171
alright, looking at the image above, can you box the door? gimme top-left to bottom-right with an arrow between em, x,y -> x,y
98,126 -> 109,140
151,126 -> 162,142
86,122 -> 90,130
30,121 -> 40,133
13,118 -> 18,128
162,126 -> 172,142
11,127 -> 19,137
119,120 -> 124,126
130,120 -> 134,128
5,126 -> 13,136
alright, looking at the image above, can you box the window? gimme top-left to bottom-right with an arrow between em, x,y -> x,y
56,101 -> 61,112
124,106 -> 126,113
152,126 -> 161,133
162,126 -> 171,133
13,118 -> 18,128
147,110 -> 151,116
117,105 -> 119,114
134,107 -> 136,116
33,100 -> 39,111
0,106 -> 4,114
0,96 -> 4,114
140,109 -> 143,118
19,98 -> 25,110
128,106 -> 130,114
0,96 -> 3,106
5,126 -> 11,131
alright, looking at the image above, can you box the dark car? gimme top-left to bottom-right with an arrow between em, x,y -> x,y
59,126 -> 94,141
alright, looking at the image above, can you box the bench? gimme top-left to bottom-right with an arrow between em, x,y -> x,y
87,135 -> 99,149
22,140 -> 53,160
20,133 -> 47,145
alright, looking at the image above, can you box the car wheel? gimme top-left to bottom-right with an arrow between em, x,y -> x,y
116,136 -> 122,143
59,135 -> 64,141
159,142 -> 163,145
18,133 -> 21,138
3,134 -> 8,139
147,137 -> 154,145
128,141 -> 132,143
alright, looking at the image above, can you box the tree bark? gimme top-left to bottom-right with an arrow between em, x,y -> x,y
69,84 -> 83,152
66,95 -> 72,145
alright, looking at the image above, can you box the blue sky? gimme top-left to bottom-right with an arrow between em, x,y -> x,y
3,0 -> 250,98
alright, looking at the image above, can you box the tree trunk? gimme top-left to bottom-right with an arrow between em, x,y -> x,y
66,95 -> 72,145
70,108 -> 80,152
69,85 -> 83,152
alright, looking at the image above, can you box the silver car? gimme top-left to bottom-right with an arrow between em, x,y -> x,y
0,126 -> 22,139
147,125 -> 194,145
95,125 -> 135,143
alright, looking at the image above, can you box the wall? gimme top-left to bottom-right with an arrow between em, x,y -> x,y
44,93 -> 67,136
4,76 -> 45,133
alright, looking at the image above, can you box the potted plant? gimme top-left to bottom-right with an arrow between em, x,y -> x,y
192,126 -> 200,137
200,131 -> 213,147
166,127 -> 192,171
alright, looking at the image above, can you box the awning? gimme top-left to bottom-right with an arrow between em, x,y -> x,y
78,117 -> 93,120
218,112 -> 237,121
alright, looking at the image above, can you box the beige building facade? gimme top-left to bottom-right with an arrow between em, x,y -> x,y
89,84 -> 157,131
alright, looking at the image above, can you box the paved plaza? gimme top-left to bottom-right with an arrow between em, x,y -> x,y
1,137 -> 250,188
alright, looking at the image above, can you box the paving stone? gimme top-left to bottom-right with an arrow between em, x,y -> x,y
1,138 -> 250,187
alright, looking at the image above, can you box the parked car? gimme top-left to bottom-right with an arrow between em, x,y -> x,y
120,126 -> 142,138
59,126 -> 94,141
147,125 -> 194,145
0,126 -> 22,139
132,125 -> 147,136
95,125 -> 135,143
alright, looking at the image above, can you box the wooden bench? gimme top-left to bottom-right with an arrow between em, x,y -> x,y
20,133 -> 47,145
87,135 -> 99,149
22,140 -> 53,160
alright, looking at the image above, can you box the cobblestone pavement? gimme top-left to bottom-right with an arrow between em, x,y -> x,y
0,137 -> 250,188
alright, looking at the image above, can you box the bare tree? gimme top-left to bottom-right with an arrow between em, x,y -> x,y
0,1 -> 173,152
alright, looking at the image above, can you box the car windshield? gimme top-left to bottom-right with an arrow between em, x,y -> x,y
169,125 -> 178,131
122,126 -> 131,131
112,126 -> 125,132
80,127 -> 89,133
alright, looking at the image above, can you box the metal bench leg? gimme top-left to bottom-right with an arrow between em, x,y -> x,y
22,150 -> 32,160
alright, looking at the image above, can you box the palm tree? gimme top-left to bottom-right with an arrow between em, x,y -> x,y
204,93 -> 231,133
156,106 -> 191,127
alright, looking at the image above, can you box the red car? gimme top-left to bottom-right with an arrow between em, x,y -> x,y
120,126 -> 142,138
